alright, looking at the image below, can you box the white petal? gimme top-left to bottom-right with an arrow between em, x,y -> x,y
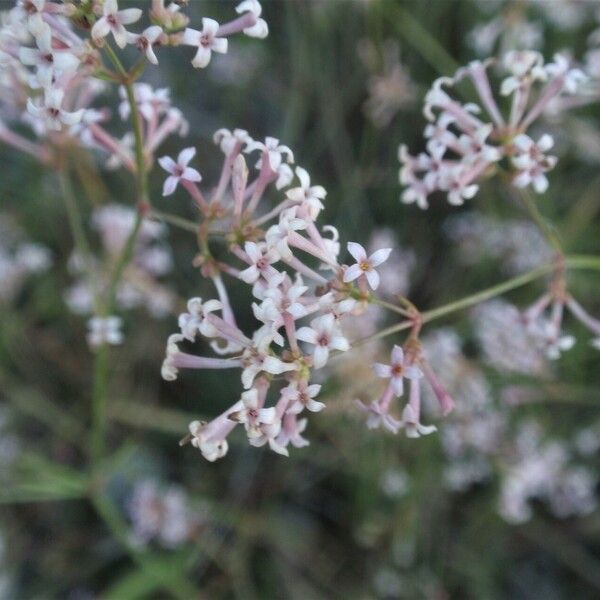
162,175 -> 179,196
343,263 -> 362,283
347,241 -> 367,262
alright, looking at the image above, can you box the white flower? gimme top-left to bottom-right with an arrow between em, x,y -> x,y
213,127 -> 251,155
189,420 -> 228,462
296,313 -> 350,368
373,345 -> 423,397
239,241 -> 281,284
264,275 -> 308,321
19,26 -> 80,87
284,382 -> 325,414
161,333 -> 185,381
91,0 -> 142,49
400,402 -> 437,438
511,134 -> 557,194
126,26 -> 164,65
26,87 -> 84,131
119,83 -> 171,121
343,242 -> 392,290
276,414 -> 310,449
87,316 -> 123,349
182,19 -> 228,69
229,388 -> 277,438
545,53 -> 587,94
236,0 -> 269,39
286,167 -> 327,220
441,168 -> 479,206
501,51 -> 546,96
355,399 -> 401,433
240,346 -> 296,389
158,147 -> 202,196
178,297 -> 222,341
245,136 -> 294,171
265,207 -> 308,260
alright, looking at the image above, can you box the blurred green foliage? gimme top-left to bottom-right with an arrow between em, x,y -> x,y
0,1 -> 599,598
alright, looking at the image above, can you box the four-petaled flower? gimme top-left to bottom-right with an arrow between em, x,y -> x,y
158,147 -> 202,196
27,87 -> 84,130
286,167 -> 327,220
19,26 -> 80,87
178,297 -> 222,341
229,388 -> 277,438
126,26 -> 164,65
182,18 -> 228,69
87,316 -> 123,349
91,0 -> 142,49
373,345 -> 423,397
296,313 -> 350,368
343,242 -> 392,290
239,242 -> 281,284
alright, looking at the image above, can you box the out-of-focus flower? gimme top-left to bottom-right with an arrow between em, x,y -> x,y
128,479 -> 201,548
357,38 -> 415,127
86,315 -> 123,349
399,52 -> 587,208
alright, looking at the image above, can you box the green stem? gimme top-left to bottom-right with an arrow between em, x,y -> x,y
150,209 -> 198,233
90,45 -> 149,468
58,168 -> 102,312
59,169 -> 93,269
518,188 -> 563,254
359,255 -> 600,345
389,4 -> 460,76
91,344 -> 109,464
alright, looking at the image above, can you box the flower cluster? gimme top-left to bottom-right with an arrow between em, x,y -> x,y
445,213 -> 553,275
499,420 -> 597,523
128,479 -> 203,548
399,51 -> 586,208
521,280 -> 600,359
0,215 -> 51,302
0,0 -> 268,162
65,204 -> 175,321
356,336 -> 456,438
155,128 -> 460,460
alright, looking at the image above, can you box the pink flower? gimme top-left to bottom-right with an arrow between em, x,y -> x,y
284,382 -> 325,414
296,313 -> 350,368
229,387 -> 277,437
26,87 -> 84,131
239,241 -> 281,284
126,26 -> 164,65
158,147 -> 202,196
19,26 -> 80,87
286,167 -> 327,220
182,19 -> 228,69
373,344 -> 423,397
91,0 -> 142,49
400,379 -> 437,438
343,242 -> 392,290
355,399 -> 401,433
276,414 -> 310,449
178,297 -> 222,340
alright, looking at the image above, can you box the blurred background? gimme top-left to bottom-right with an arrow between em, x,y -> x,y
1,0 -> 600,598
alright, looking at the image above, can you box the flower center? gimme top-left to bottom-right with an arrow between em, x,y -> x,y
391,363 -> 404,377
359,261 -> 371,272
317,334 -> 330,347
